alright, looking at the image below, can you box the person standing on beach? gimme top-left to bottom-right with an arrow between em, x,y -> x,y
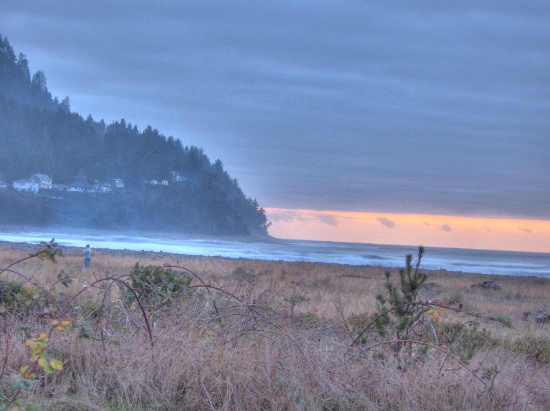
83,244 -> 92,268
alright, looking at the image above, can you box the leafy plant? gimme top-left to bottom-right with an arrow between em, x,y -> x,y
512,334 -> 550,364
437,320 -> 492,362
123,263 -> 192,311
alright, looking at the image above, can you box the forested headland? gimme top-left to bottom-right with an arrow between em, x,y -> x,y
0,34 -> 270,236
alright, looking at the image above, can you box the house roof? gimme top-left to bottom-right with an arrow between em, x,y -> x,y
31,174 -> 52,181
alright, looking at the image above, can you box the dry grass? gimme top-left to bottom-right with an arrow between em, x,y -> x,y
1,243 -> 550,410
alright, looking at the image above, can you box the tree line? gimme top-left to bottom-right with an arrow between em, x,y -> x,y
0,34 -> 270,236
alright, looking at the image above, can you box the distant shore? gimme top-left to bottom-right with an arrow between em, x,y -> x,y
0,225 -> 280,244
0,226 -> 280,264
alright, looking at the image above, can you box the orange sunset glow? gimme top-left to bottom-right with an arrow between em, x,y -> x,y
265,208 -> 550,253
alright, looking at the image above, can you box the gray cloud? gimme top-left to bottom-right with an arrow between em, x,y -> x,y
317,214 -> 340,226
441,224 -> 452,232
377,217 -> 396,228
266,210 -> 298,223
1,1 -> 549,218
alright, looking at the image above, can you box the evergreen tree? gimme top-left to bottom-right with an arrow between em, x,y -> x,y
0,34 -> 270,236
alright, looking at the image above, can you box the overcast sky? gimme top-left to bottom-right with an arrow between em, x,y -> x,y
2,1 -> 549,220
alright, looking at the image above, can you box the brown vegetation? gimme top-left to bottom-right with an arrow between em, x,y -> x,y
1,241 -> 549,410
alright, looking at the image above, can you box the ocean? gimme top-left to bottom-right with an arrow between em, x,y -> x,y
1,231 -> 549,278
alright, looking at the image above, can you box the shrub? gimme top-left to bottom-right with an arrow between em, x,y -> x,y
123,263 -> 192,309
512,334 -> 550,364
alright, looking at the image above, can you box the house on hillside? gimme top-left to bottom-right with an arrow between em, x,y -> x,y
100,183 -> 112,192
161,180 -> 169,186
29,174 -> 52,189
111,178 -> 124,188
13,179 -> 39,192
170,171 -> 188,182
0,181 -> 7,190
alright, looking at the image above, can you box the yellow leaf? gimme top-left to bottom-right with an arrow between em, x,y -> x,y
38,358 -> 49,368
20,365 -> 29,373
426,309 -> 434,314
51,320 -> 60,326
39,332 -> 48,340
50,360 -> 63,371
433,312 -> 440,320
30,354 -> 39,362
25,340 -> 35,348
55,326 -> 65,331
61,320 -> 71,326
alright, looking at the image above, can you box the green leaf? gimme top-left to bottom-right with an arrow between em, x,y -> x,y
50,359 -> 63,371
275,375 -> 288,387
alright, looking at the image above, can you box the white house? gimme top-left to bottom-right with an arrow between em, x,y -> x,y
161,180 -> 169,185
101,183 -> 112,192
13,179 -> 39,192
112,178 -> 124,188
170,171 -> 188,182
29,174 -> 52,189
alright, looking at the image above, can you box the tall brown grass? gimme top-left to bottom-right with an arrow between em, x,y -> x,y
1,244 -> 550,410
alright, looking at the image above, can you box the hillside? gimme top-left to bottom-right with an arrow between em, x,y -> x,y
0,34 -> 270,236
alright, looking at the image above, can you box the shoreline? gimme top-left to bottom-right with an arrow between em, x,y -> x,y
0,224 -> 282,244
0,238 -> 543,285
1,225 -> 548,279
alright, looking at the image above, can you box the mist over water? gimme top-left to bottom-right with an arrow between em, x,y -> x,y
1,231 -> 549,277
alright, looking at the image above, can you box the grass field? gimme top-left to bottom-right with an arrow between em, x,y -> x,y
1,241 -> 549,410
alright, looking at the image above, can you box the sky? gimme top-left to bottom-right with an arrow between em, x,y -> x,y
1,1 -> 549,252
